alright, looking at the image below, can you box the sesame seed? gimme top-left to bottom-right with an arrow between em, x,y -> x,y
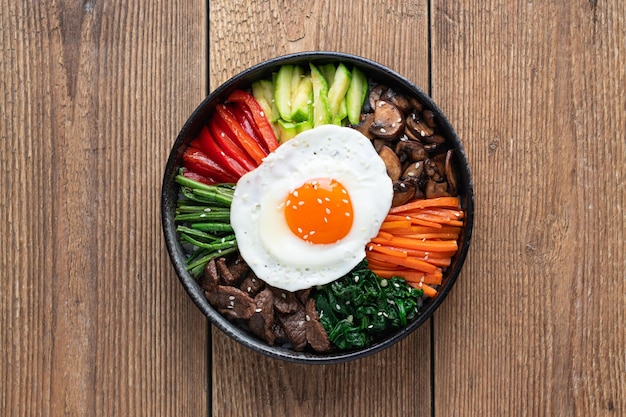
354,276 -> 360,283
336,304 -> 341,310
256,308 -> 263,313
228,296 -> 235,300
325,208 -> 331,214
281,293 -> 287,298
285,199 -> 291,206
345,212 -> 351,217
305,314 -> 311,321
324,217 -> 328,223
324,197 -> 331,202
297,227 -> 303,233
292,205 -> 298,210
293,191 -> 299,197
378,311 -> 383,316
247,287 -> 252,292
380,127 -> 387,133
317,198 -> 323,204
298,201 -> 305,205
368,324 -> 374,329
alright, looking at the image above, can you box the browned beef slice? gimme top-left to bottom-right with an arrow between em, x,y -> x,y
272,323 -> 288,345
270,287 -> 301,314
228,254 -> 251,281
248,289 -> 275,345
216,257 -> 240,286
239,271 -> 265,297
199,259 -> 220,292
305,298 -> 331,353
276,307 -> 308,351
205,285 -> 255,320
296,288 -> 312,305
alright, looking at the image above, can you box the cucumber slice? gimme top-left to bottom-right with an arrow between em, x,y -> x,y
321,63 -> 336,85
277,119 -> 298,142
252,80 -> 279,122
309,63 -> 331,127
290,75 -> 313,122
275,65 -> 294,121
328,62 -> 352,118
345,66 -> 368,125
291,65 -> 304,93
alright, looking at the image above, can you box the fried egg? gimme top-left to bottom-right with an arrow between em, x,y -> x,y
230,124 -> 393,292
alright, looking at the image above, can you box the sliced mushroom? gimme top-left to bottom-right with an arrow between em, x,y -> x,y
401,160 -> 425,180
378,145 -> 402,181
392,180 -> 417,207
408,96 -> 424,113
406,112 -> 435,138
368,84 -> 387,110
422,109 -> 437,128
372,138 -> 386,153
381,88 -> 411,115
395,140 -> 428,163
445,149 -> 458,194
369,100 -> 405,140
422,134 -> 446,144
425,179 -> 450,198
424,158 -> 444,182
353,112 -> 376,139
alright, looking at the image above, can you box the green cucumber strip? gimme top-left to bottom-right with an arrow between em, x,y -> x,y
310,63 -> 331,127
328,62 -> 352,118
290,75 -> 313,122
277,118 -> 298,142
274,65 -> 294,121
321,63 -> 336,85
345,66 -> 368,125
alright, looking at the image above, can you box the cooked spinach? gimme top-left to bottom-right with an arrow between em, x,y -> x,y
314,260 -> 424,350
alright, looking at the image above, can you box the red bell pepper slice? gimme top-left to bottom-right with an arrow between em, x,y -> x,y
209,117 -> 257,172
182,169 -> 217,186
227,103 -> 267,153
215,104 -> 268,166
227,90 -> 279,152
182,147 -> 238,184
197,125 -> 248,178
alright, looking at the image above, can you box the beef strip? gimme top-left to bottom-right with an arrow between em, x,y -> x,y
205,285 -> 255,320
270,287 -> 301,314
199,258 -> 219,292
239,271 -> 265,297
276,306 -> 308,351
247,288 -> 275,345
305,298 -> 331,353
216,254 -> 251,286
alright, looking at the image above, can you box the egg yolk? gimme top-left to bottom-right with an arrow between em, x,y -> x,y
284,178 -> 354,244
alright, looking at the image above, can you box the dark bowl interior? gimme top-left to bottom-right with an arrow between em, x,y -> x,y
161,51 -> 474,363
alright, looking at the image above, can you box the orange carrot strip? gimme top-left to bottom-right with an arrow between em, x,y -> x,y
383,235 -> 458,252
380,220 -> 412,230
408,217 -> 443,228
406,282 -> 438,297
367,244 -> 408,258
385,214 -> 412,222
389,196 -> 460,213
421,208 -> 465,220
375,230 -> 394,241
366,251 -> 438,274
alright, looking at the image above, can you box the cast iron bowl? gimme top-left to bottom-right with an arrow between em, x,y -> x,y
161,51 -> 474,364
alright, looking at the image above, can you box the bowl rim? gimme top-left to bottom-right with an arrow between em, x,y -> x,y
161,51 -> 474,364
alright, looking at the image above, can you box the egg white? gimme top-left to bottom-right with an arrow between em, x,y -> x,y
230,125 -> 393,292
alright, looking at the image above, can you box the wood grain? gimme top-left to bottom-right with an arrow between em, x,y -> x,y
432,0 -> 625,415
208,1 -> 433,416
1,2 -> 208,416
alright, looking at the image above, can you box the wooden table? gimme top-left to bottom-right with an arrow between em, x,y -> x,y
2,1 -> 624,416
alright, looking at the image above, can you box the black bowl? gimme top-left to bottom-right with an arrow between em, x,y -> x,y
161,51 -> 474,363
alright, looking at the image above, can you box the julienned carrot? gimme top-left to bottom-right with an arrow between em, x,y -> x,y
366,251 -> 439,275
389,196 -> 460,214
367,243 -> 408,258
380,220 -> 412,230
371,236 -> 458,252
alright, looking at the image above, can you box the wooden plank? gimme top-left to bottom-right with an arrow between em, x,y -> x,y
208,1 -> 432,416
0,2 -> 208,416
431,1 -> 625,415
